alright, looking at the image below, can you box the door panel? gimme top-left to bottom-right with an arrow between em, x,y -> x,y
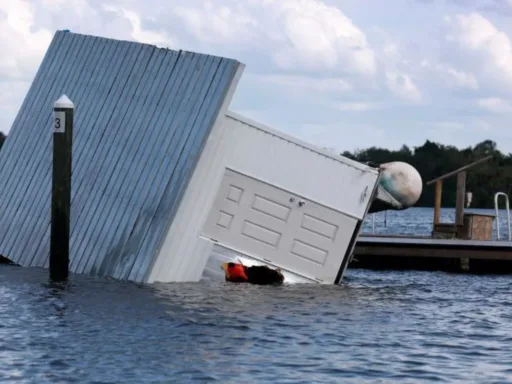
201,168 -> 364,283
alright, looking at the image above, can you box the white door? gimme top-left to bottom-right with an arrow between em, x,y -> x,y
200,168 -> 361,283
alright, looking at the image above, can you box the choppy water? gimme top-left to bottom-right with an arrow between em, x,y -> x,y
1,207 -> 512,383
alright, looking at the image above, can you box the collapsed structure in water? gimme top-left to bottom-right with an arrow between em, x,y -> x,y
0,31 -> 422,284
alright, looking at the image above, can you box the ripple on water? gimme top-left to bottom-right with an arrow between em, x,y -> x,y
2,264 -> 512,383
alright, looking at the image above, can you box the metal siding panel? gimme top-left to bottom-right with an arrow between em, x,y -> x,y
102,51 -> 209,279
71,43 -> 155,274
150,109 -> 242,283
0,31 -> 68,258
41,38 -> 122,269
1,32 -> 80,264
0,31 -> 241,282
113,52 -> 223,280
88,51 -> 205,278
20,34 -> 97,267
65,41 -> 142,271
90,51 -> 200,278
84,50 -> 181,275
10,34 -> 90,264
18,35 -> 103,267
75,42 -> 160,274
41,39 -> 132,269
80,48 -> 174,275
127,58 -> 236,282
177,125 -> 241,281
161,120 -> 236,282
129,57 -> 233,280
85,50 -> 189,277
148,65 -> 241,283
29,35 -> 101,267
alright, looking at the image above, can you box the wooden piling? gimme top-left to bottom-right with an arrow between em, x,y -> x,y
455,171 -> 466,226
50,95 -> 74,282
434,180 -> 442,225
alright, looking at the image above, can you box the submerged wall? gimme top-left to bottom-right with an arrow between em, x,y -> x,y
148,111 -> 380,283
0,30 -> 243,282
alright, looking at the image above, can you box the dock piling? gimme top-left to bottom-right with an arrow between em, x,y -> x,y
455,171 -> 466,226
50,95 -> 74,282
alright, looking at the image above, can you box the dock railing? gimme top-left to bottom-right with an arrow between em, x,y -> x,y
494,192 -> 511,241
368,211 -> 387,234
426,155 -> 493,232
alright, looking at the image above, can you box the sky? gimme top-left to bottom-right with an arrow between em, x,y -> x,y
2,0 -> 512,154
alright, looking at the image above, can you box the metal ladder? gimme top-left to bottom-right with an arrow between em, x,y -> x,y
494,192 -> 511,241
369,211 -> 387,234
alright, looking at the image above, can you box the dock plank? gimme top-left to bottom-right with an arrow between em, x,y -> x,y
352,235 -> 512,274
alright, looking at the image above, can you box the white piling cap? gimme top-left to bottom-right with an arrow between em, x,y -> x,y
54,94 -> 74,109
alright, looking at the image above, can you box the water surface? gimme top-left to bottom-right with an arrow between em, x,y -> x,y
1,207 -> 512,383
2,264 -> 512,383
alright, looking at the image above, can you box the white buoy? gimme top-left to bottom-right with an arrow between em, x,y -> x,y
378,161 -> 423,208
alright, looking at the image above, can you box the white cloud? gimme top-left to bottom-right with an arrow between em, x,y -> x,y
444,12 -> 512,85
0,80 -> 31,134
173,0 -> 377,77
477,97 -> 512,113
255,74 -> 352,94
0,0 -> 54,134
174,1 -> 258,44
418,121 -> 465,132
268,0 -> 376,76
249,74 -> 387,113
0,0 -> 53,79
0,0 -> 175,82
443,66 -> 479,89
333,102 -> 383,112
1,0 -> 512,152
385,72 -> 422,103
0,0 -> 177,133
39,0 -> 92,15
413,117 -> 497,149
383,43 -> 399,59
296,121 -> 385,151
102,4 -> 175,47
420,60 -> 479,90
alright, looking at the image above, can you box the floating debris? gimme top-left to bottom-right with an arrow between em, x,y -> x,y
220,262 -> 284,285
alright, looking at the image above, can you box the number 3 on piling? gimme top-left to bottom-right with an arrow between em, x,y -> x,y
53,111 -> 65,133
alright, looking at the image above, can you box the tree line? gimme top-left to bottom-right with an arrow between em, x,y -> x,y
0,132 -> 509,208
341,139 -> 512,209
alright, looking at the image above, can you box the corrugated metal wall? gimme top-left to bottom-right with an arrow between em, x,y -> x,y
147,97 -> 241,284
0,30 -> 242,282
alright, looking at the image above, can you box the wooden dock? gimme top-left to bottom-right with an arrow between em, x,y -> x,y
351,235 -> 512,274
348,155 -> 512,274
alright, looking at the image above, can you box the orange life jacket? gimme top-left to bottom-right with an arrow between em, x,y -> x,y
222,262 -> 248,282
